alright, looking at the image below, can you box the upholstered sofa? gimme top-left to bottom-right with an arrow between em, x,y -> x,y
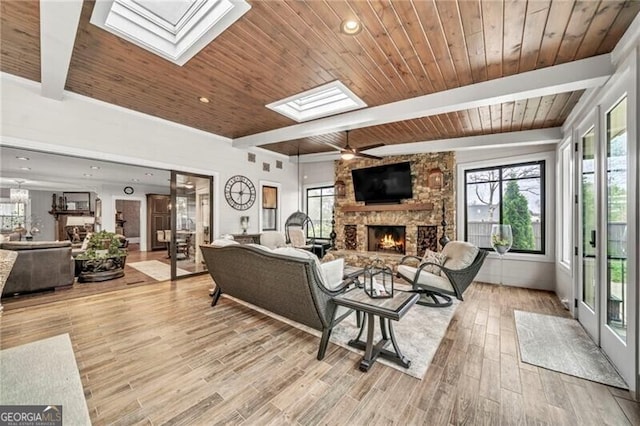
200,241 -> 354,360
0,241 -> 75,296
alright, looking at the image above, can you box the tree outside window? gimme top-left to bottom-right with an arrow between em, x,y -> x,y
465,161 -> 545,254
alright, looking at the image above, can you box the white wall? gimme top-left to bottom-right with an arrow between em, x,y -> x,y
0,74 -> 299,241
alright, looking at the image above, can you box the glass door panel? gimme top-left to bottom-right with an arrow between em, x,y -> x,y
605,97 -> 627,342
171,172 -> 213,279
581,127 -> 597,311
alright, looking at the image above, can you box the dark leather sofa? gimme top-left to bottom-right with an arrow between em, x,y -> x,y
0,241 -> 75,296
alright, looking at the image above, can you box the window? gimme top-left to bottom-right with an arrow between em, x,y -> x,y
261,186 -> 278,231
306,186 -> 335,239
0,200 -> 26,232
464,160 -> 545,254
559,141 -> 573,267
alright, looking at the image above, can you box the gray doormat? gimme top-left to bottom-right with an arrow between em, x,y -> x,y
514,310 -> 627,389
0,333 -> 92,425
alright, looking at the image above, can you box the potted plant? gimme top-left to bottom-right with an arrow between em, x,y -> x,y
75,230 -> 127,282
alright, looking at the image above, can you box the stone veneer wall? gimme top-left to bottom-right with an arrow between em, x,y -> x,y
333,152 -> 455,267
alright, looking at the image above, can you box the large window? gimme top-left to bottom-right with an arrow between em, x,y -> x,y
306,186 -> 334,239
0,201 -> 26,232
464,160 -> 545,254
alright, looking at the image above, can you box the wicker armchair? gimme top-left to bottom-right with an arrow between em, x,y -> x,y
397,241 -> 487,307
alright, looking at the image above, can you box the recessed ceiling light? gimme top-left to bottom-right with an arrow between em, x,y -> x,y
20,167 -> 31,171
132,178 -> 140,182
340,19 -> 362,35
16,156 -> 30,161
145,172 -> 154,176
90,165 -> 101,170
199,97 -> 210,103
84,173 -> 92,177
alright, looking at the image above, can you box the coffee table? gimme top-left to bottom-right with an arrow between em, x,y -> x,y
333,289 -> 419,372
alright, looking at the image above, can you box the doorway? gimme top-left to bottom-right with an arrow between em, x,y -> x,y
576,87 -> 636,391
170,171 -> 213,280
115,199 -> 141,245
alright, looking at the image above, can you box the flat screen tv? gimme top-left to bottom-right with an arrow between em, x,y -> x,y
351,162 -> 413,204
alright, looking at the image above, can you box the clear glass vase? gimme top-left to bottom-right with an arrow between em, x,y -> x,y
490,224 -> 513,285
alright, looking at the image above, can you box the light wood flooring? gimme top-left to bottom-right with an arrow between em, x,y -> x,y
0,245 -> 205,310
1,277 -> 638,425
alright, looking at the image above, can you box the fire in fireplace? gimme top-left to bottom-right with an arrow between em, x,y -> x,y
367,225 -> 406,254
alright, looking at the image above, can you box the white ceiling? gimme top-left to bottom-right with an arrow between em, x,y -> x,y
0,146 -> 170,192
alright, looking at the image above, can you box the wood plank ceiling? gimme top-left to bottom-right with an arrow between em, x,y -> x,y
1,0 -> 638,156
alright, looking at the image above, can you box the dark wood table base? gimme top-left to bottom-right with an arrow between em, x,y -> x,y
348,312 -> 411,372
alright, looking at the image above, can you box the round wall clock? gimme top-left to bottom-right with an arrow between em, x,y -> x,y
123,186 -> 134,195
224,175 -> 256,210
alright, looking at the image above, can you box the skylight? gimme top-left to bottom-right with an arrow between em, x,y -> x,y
90,0 -> 251,66
266,81 -> 366,122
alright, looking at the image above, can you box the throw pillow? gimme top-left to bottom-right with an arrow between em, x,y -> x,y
211,239 -> 239,247
320,258 -> 344,290
420,249 -> 447,276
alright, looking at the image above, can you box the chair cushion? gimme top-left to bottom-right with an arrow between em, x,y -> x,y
320,258 -> 344,290
421,249 -> 447,276
288,228 -> 308,248
442,241 -> 479,271
397,264 -> 454,293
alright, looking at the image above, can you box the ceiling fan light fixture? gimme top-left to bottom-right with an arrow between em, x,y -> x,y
341,152 -> 355,160
341,19 -> 362,35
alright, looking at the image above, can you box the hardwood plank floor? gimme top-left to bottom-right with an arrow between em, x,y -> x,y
0,246 -> 206,310
1,278 -> 637,425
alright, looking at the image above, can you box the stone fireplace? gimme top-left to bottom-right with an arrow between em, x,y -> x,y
332,152 -> 456,268
367,225 -> 406,254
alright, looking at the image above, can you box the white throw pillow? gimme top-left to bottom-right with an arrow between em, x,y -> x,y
211,239 -> 240,247
420,249 -> 447,276
320,258 -> 344,290
246,243 -> 272,252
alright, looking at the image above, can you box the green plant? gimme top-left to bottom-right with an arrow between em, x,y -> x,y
503,181 -> 535,250
76,230 -> 126,260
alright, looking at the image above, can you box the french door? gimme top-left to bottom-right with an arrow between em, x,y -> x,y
170,171 -> 213,280
576,85 -> 636,390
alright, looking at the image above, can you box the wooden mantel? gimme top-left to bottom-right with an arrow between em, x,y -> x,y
341,202 -> 433,213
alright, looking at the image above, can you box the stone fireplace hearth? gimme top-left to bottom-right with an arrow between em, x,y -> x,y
367,225 -> 406,254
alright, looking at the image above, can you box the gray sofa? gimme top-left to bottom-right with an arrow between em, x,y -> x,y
200,242 -> 354,360
0,241 -> 75,296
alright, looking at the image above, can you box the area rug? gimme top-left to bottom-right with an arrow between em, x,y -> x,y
128,260 -> 190,281
223,293 -> 459,379
514,310 -> 628,389
0,333 -> 92,425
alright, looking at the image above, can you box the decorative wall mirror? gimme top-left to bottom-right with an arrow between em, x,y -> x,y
63,192 -> 91,211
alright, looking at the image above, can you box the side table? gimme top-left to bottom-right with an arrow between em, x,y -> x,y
333,289 -> 419,372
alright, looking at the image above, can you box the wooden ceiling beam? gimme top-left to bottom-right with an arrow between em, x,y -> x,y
40,0 -> 82,100
297,128 -> 563,163
232,54 -> 613,149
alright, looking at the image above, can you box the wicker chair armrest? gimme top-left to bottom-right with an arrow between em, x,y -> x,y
318,276 -> 359,296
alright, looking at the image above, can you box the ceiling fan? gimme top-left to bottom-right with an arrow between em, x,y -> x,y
326,130 -> 384,160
